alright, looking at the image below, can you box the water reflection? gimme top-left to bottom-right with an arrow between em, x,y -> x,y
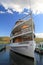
10,50 -> 34,65
0,48 -> 34,65
34,52 -> 43,65
0,49 -> 10,65
0,48 -> 43,65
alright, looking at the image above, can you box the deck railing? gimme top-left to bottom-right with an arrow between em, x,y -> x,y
11,27 -> 32,37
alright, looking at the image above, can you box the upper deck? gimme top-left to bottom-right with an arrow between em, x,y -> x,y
10,18 -> 35,38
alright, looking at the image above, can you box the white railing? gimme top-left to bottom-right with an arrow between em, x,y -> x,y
11,18 -> 32,33
19,41 -> 29,44
11,27 -> 32,37
11,31 -> 32,39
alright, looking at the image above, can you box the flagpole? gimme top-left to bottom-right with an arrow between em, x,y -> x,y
29,0 -> 34,41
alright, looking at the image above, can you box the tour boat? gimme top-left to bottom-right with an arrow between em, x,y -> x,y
10,13 -> 36,58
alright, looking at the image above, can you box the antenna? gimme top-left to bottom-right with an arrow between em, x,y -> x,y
18,12 -> 32,20
29,0 -> 35,41
18,0 -> 32,20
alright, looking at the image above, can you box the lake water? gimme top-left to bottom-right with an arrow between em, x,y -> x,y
10,50 -> 34,65
0,44 -> 4,49
0,46 -> 43,65
34,52 -> 43,65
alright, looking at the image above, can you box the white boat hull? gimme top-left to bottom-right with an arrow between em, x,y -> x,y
10,41 -> 36,58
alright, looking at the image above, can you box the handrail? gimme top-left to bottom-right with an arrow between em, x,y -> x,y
11,18 -> 32,33
10,31 -> 32,39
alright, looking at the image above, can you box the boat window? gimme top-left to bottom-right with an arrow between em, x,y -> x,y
22,25 -> 28,29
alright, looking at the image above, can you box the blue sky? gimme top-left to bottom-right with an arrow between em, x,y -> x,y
0,0 -> 43,37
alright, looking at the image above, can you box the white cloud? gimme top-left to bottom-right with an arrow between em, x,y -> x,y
31,2 -> 43,14
35,33 -> 43,38
7,9 -> 13,14
0,0 -> 43,14
0,0 -> 30,13
0,11 -> 5,14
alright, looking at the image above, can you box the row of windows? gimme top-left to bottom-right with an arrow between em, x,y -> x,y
11,24 -> 33,36
11,19 -> 35,37
12,36 -> 33,43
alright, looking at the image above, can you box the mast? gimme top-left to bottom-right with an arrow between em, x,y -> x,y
19,0 -> 34,41
29,0 -> 34,41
